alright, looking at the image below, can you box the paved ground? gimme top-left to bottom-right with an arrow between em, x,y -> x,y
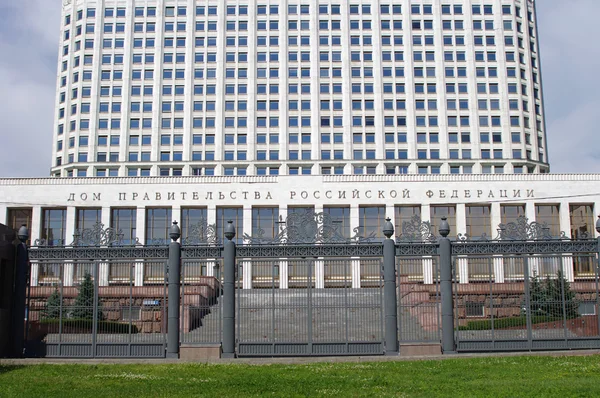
1,349 -> 599,366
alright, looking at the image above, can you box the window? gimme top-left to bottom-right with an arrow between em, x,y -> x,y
41,209 -> 67,246
217,207 -> 243,245
430,206 -> 456,238
145,208 -> 172,245
395,206 -> 421,238
359,207 -> 386,241
466,206 -> 491,239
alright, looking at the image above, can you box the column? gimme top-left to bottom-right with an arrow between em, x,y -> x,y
99,206 -> 111,286
350,205 -> 361,288
279,259 -> 289,289
490,202 -> 504,282
456,204 -> 467,238
63,207 -> 77,286
421,205 -> 433,284
0,205 -> 7,225
457,257 -> 469,284
278,206 -> 289,289
135,207 -> 145,286
315,259 -> 325,289
30,206 -> 42,287
559,201 -> 575,282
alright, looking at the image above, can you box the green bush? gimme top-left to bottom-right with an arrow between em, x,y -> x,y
38,319 -> 139,334
458,316 -> 564,331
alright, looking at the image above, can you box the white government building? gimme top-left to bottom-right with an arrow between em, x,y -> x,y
2,1 -> 598,288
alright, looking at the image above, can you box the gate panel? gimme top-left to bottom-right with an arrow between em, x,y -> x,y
237,258 -> 383,356
455,253 -> 600,352
181,259 -> 222,345
25,259 -> 167,358
397,257 -> 441,343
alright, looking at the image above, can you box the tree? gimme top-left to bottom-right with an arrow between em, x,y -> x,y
71,272 -> 103,320
527,272 -> 547,316
523,270 -> 579,319
543,269 -> 579,318
42,288 -> 62,320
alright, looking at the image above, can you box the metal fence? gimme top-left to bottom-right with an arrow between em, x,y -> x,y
13,214 -> 600,359
454,253 -> 600,352
180,259 -> 223,345
25,259 -> 168,358
397,257 -> 441,343
236,258 -> 384,356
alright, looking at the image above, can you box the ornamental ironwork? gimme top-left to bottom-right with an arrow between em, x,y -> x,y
243,210 -> 375,245
496,216 -> 553,240
72,222 -> 126,247
181,218 -> 218,246
396,215 -> 437,243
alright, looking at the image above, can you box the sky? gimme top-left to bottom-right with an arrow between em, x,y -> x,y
0,0 -> 598,178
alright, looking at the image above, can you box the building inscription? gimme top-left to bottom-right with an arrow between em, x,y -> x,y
66,189 -> 535,203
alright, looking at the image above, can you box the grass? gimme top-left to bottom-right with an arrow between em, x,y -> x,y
2,355 -> 600,397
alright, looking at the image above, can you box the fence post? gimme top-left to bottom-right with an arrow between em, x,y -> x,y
382,218 -> 399,355
222,221 -> 237,358
595,217 -> 600,337
11,225 -> 29,357
439,217 -> 456,354
167,222 -> 181,359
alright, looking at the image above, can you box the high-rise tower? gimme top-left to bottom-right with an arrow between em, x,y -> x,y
52,0 -> 548,177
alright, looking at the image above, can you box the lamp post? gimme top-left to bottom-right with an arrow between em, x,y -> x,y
13,225 -> 29,357
166,221 -> 181,358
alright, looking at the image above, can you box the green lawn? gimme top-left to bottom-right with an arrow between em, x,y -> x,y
1,355 -> 600,397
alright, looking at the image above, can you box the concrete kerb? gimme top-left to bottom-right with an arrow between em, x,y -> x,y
1,350 -> 599,366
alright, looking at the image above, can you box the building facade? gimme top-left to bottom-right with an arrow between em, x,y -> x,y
1,174 -> 598,288
52,0 -> 548,178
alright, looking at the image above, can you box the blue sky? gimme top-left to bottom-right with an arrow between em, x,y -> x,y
0,0 -> 598,177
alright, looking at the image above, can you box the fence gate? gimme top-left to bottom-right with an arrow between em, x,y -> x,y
454,253 -> 600,352
25,259 -> 168,358
235,258 -> 384,356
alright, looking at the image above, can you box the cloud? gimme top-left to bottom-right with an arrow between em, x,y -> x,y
0,1 -> 60,177
536,0 -> 600,173
0,1 -> 598,176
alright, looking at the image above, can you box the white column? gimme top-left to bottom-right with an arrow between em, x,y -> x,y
30,206 -> 42,287
456,204 -> 467,238
351,258 -> 361,289
525,202 -> 536,224
242,259 -> 252,290
279,259 -> 289,289
559,201 -> 571,238
100,207 -> 111,285
64,207 -> 76,287
491,202 -> 502,237
562,256 -> 575,283
423,257 -> 434,285
64,260 -> 75,287
98,262 -> 109,286
458,257 -> 469,284
315,258 -> 325,289
135,207 -> 145,286
421,205 -> 433,284
0,205 -> 7,225
493,256 -> 505,283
